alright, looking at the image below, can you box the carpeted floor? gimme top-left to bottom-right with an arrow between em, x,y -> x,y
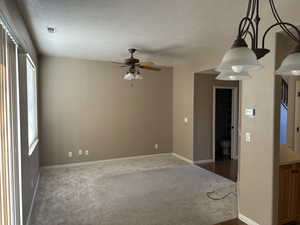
31,154 -> 237,225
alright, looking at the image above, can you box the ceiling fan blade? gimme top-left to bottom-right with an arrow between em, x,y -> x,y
112,61 -> 124,65
136,61 -> 154,66
111,61 -> 128,68
138,65 -> 161,71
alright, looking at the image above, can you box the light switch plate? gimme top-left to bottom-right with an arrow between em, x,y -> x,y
184,117 -> 188,123
245,132 -> 251,143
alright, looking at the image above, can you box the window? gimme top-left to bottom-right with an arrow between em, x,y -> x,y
26,55 -> 38,155
280,78 -> 288,145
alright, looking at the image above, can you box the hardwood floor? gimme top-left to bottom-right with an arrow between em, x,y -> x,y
214,219 -> 246,225
197,159 -> 238,182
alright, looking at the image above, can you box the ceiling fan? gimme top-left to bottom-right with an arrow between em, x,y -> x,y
113,48 -> 161,80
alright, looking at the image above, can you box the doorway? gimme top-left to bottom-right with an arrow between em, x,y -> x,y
213,87 -> 238,162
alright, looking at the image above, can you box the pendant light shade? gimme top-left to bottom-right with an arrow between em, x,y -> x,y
216,71 -> 252,81
216,47 -> 263,73
123,71 -> 144,80
123,72 -> 135,80
276,46 -> 300,76
135,74 -> 144,80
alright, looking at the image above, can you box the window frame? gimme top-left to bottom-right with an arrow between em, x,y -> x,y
26,54 -> 39,156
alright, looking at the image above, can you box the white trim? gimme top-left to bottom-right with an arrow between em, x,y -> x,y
25,173 -> 40,225
295,80 -> 300,154
212,86 -> 239,161
193,159 -> 214,164
0,19 -> 18,47
42,153 -> 173,169
25,54 -> 35,70
28,138 -> 39,156
16,46 -> 23,225
172,153 -> 194,164
238,213 -> 260,225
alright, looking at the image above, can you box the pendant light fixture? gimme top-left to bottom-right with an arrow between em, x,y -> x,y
216,0 -> 300,80
276,44 -> 300,76
216,71 -> 252,81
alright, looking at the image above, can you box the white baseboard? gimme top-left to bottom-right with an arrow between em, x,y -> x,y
171,153 -> 194,164
239,213 -> 260,225
26,173 -> 40,225
194,159 -> 214,164
42,153 -> 173,169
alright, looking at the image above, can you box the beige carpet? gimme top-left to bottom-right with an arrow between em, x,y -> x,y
31,154 -> 237,225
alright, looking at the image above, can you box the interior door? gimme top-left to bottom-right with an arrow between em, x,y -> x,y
295,81 -> 300,154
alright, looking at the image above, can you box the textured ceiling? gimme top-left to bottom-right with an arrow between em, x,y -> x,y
18,0 -> 271,63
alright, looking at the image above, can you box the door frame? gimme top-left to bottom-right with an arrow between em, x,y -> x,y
295,80 -> 300,154
212,86 -> 239,161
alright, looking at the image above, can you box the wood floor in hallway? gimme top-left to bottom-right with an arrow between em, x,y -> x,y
215,219 -> 246,225
197,159 -> 238,182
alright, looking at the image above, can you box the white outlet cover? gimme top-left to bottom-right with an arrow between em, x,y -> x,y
78,149 -> 83,155
154,144 -> 159,149
68,152 -> 73,157
85,150 -> 89,156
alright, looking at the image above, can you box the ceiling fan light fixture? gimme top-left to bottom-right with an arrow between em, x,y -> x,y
123,72 -> 135,80
276,45 -> 300,76
216,71 -> 252,81
135,74 -> 144,80
216,40 -> 263,73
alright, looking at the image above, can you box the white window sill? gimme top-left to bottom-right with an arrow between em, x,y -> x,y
28,138 -> 39,156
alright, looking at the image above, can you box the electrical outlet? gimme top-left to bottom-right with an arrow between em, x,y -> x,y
85,150 -> 89,156
68,152 -> 73,158
78,149 -> 83,156
154,144 -> 159,150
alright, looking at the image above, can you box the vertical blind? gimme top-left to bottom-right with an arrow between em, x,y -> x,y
0,21 -> 22,225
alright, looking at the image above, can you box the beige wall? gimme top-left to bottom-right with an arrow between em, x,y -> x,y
39,56 -> 173,166
172,60 -> 195,160
172,52 -> 223,161
193,73 -> 238,161
172,1 -> 300,224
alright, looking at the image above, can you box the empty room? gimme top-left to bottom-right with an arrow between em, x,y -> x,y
1,0 -> 300,225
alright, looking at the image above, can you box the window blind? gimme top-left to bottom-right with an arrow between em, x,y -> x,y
0,20 -> 23,225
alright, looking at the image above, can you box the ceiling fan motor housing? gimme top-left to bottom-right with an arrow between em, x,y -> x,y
125,57 -> 139,66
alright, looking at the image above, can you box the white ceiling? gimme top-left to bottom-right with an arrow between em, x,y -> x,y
18,0 -> 269,63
